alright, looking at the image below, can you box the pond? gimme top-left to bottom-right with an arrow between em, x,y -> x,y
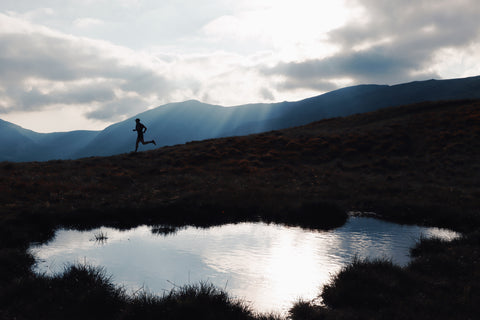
29,216 -> 459,314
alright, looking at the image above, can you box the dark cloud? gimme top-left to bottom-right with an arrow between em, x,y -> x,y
264,0 -> 480,91
334,0 -> 480,50
274,76 -> 340,93
0,33 -> 104,82
85,96 -> 149,121
119,70 -> 172,97
259,87 -> 275,101
16,82 -> 117,111
264,46 -> 435,86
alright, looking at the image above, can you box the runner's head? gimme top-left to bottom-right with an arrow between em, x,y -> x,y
135,118 -> 140,123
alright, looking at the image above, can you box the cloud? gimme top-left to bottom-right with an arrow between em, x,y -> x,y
260,87 -> 275,101
264,46 -> 435,86
17,80 -> 117,111
0,12 -> 174,122
85,96 -> 148,121
263,0 -> 480,90
0,10 -> 278,128
0,8 -> 280,126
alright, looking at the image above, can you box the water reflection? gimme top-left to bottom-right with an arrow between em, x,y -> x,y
29,217 -> 459,314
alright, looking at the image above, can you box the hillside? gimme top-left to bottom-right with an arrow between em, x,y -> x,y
1,99 -> 479,319
3,75 -> 480,162
1,99 -> 479,231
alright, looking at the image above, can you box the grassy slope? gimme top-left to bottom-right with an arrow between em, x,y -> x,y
0,99 -> 479,319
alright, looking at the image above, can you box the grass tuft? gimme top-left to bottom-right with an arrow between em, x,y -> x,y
321,257 -> 413,310
92,230 -> 108,243
126,282 -> 255,320
151,225 -> 180,236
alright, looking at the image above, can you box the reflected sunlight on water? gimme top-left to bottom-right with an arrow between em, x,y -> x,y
29,217 -> 459,314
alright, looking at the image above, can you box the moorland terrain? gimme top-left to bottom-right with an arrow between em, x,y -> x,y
0,99 -> 479,319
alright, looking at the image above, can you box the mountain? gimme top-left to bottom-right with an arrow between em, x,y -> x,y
72,75 -> 480,159
3,75 -> 480,162
0,119 -> 98,162
0,119 -> 39,162
229,76 -> 480,133
72,100 -> 278,158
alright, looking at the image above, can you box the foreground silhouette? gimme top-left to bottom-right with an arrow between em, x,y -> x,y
133,118 -> 156,152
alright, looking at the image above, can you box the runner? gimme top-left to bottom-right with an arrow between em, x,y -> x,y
133,118 -> 156,152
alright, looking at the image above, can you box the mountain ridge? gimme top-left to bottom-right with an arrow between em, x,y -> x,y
2,75 -> 480,162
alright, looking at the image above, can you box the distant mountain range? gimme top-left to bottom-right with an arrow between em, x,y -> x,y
2,75 -> 480,162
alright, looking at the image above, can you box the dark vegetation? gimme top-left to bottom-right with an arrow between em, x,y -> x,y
0,99 -> 479,319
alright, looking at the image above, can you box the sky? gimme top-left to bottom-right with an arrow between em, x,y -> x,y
1,0 -> 480,133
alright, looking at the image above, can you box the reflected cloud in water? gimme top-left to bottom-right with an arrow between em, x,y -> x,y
29,217 -> 459,314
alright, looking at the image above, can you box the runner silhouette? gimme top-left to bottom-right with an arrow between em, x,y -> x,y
133,118 -> 156,152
